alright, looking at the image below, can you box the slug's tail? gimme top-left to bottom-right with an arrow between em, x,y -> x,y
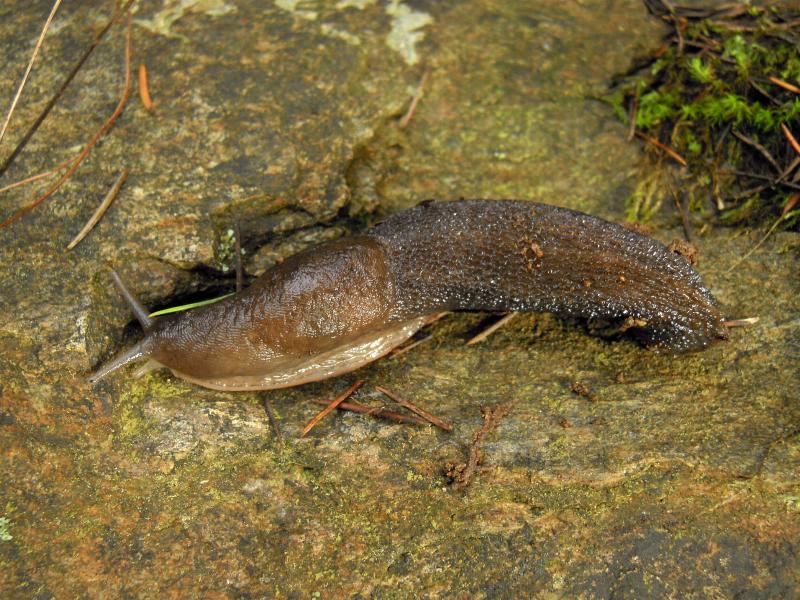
88,338 -> 152,384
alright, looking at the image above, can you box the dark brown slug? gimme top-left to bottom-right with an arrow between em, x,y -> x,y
89,200 -> 726,390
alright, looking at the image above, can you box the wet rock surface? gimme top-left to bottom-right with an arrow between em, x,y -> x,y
1,0 -> 798,597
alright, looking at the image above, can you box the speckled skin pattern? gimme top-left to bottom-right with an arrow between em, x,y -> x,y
100,200 -> 724,388
367,200 -> 724,351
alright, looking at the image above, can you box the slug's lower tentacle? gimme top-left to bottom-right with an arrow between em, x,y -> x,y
88,338 -> 152,383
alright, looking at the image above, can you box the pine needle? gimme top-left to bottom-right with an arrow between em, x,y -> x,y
66,169 -> 128,250
0,0 -> 63,146
301,381 -> 364,437
0,12 -> 133,229
0,155 -> 77,194
0,0 -> 136,178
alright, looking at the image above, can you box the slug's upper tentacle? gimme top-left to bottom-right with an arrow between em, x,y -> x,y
109,269 -> 153,330
88,271 -> 156,383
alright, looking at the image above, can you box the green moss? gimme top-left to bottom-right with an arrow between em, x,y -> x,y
687,57 -> 715,85
609,2 -> 800,225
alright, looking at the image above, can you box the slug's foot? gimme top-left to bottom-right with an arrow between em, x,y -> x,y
587,315 -> 726,352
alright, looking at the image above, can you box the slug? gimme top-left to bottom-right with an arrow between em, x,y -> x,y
88,200 -> 726,390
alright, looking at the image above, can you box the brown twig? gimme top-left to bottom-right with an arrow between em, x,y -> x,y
710,18 -> 800,33
732,130 -> 782,174
66,169 -> 128,250
389,311 -> 448,357
727,183 -> 769,202
398,68 -> 430,129
300,380 -> 364,437
723,317 -> 759,328
446,400 -> 517,490
312,398 -> 429,426
261,395 -> 284,450
0,0 -> 64,146
465,312 -> 518,346
0,12 -> 133,230
769,76 -> 800,95
375,385 -> 453,431
748,78 -> 779,105
720,169 -> 800,192
672,190 -> 695,245
782,193 -> 800,216
0,0 -> 136,179
0,154 -> 77,194
781,124 -> 800,157
682,38 -> 720,52
138,63 -> 154,111
389,335 -> 432,358
635,131 -> 687,166
725,203 -> 794,273
674,15 -> 686,56
425,311 -> 450,325
776,156 -> 800,185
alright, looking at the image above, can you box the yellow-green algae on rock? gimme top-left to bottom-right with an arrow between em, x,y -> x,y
0,0 -> 797,597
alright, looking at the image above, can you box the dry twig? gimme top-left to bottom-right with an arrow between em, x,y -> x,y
777,156 -> 800,184
672,191 -> 695,245
261,395 -> 284,450
0,12 -> 133,230
783,193 -> 800,216
66,169 -> 128,249
138,63 -> 154,111
399,68 -> 430,129
725,195 -> 798,273
781,124 -> 800,157
375,385 -> 453,431
312,398 -> 429,426
0,0 -> 135,178
0,155 -> 77,194
0,0 -> 63,146
234,219 -> 243,292
446,400 -> 517,490
300,380 -> 364,437
635,131 -> 687,166
389,335 -> 432,358
723,317 -> 760,328
768,76 -> 800,95
732,130 -> 782,174
2,14 -> 133,229
465,312 -> 518,346
721,169 -> 800,192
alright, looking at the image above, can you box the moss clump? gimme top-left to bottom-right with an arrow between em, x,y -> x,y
607,1 -> 800,227
0,516 -> 12,541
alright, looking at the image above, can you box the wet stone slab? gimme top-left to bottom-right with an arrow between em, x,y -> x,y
0,0 -> 798,597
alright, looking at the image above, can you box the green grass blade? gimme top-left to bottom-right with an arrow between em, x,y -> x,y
148,293 -> 234,317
